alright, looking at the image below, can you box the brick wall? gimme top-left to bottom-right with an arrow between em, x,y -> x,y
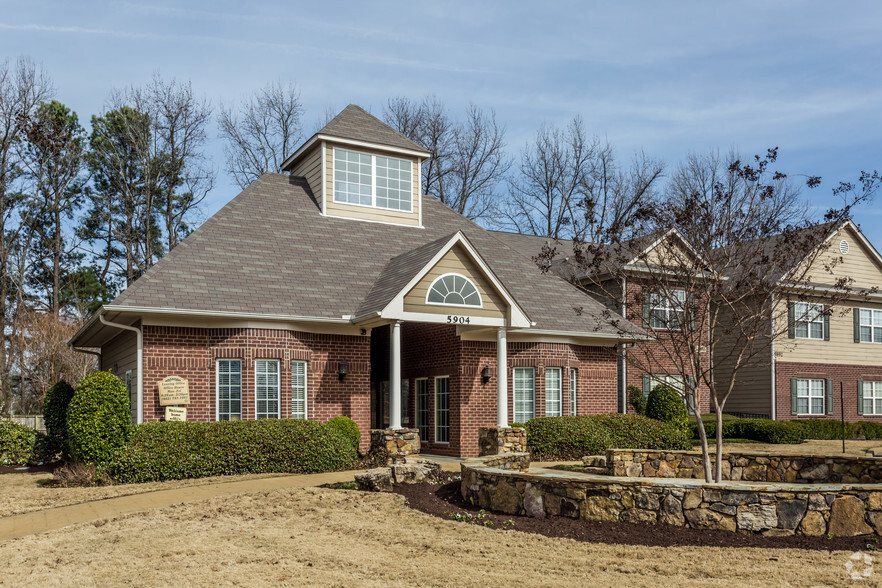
775,361 -> 882,422
142,326 -> 372,452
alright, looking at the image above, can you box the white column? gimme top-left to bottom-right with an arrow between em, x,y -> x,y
389,321 -> 402,430
496,327 -> 508,428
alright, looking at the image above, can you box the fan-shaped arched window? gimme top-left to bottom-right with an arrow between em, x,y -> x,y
426,273 -> 483,308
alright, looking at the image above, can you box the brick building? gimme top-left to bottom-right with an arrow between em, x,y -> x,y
70,105 -> 644,457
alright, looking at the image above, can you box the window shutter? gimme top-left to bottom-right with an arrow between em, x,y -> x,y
826,378 -> 834,415
790,379 -> 798,415
642,373 -> 651,396
642,296 -> 650,328
787,304 -> 795,339
855,308 -> 862,343
823,307 -> 830,341
688,292 -> 697,331
858,381 -> 865,416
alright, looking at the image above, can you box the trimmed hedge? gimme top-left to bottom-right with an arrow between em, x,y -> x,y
646,384 -> 689,434
525,414 -> 692,460
43,380 -> 76,459
627,385 -> 646,416
693,416 -> 882,444
0,421 -> 38,465
110,419 -> 356,483
326,416 -> 360,452
67,371 -> 131,465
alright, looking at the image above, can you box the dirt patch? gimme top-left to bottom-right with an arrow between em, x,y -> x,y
394,480 -> 878,552
0,485 -> 865,586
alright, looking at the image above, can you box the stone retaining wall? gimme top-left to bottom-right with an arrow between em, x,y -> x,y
461,453 -> 882,537
607,449 -> 882,484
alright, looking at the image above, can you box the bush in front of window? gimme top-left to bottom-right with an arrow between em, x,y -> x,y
523,414 -> 691,460
67,371 -> 131,466
109,418 -> 356,483
645,384 -> 689,435
326,416 -> 361,453
627,385 -> 647,416
0,421 -> 39,466
43,380 -> 76,460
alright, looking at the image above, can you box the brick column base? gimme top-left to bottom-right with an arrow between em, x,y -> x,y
478,426 -> 527,456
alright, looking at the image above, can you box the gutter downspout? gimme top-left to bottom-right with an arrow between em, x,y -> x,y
99,314 -> 143,425
770,293 -> 776,421
621,277 -> 628,414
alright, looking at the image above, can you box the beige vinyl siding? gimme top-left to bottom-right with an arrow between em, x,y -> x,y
403,244 -> 506,319
101,330 -> 138,421
799,226 -> 882,290
776,298 -> 882,366
324,142 -> 421,227
641,238 -> 694,267
713,298 -> 773,416
289,144 -> 323,201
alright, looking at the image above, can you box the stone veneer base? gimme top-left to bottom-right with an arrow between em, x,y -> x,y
478,427 -> 527,456
461,453 -> 882,537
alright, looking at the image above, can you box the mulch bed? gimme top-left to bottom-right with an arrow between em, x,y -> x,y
0,462 -> 60,475
393,480 -> 879,551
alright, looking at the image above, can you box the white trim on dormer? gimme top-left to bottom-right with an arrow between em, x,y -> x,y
281,133 -> 430,172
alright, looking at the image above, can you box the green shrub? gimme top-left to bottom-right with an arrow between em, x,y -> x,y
110,419 -> 356,483
794,419 -> 852,440
0,421 -> 38,465
43,380 -> 76,459
524,414 -> 691,460
67,371 -> 131,466
646,384 -> 689,434
855,421 -> 882,440
693,416 -> 805,444
509,423 -> 526,429
326,416 -> 360,452
627,385 -> 647,416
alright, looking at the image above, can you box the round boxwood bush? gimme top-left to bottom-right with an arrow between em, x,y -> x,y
326,416 -> 360,452
43,380 -> 76,459
627,385 -> 647,416
67,371 -> 131,465
0,420 -> 38,466
110,419 -> 356,483
646,384 -> 689,434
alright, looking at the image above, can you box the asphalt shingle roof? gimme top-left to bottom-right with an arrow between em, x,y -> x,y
109,173 -> 642,338
315,104 -> 428,154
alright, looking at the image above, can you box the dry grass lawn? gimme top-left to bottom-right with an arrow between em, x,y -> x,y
721,439 -> 882,457
0,472 -> 288,518
0,486 -> 868,587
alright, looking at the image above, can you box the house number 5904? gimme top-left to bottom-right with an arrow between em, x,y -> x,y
447,315 -> 470,324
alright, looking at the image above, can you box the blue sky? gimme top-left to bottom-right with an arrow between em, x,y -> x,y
2,1 -> 881,243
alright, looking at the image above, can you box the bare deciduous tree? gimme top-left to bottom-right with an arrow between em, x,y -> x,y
219,81 -> 303,189
501,116 -> 663,240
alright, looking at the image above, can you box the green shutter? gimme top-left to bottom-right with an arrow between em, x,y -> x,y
642,373 -> 651,397
790,379 -> 798,415
823,307 -> 830,341
642,296 -> 650,328
787,304 -> 795,339
855,308 -> 862,343
826,379 -> 834,415
688,292 -> 697,331
858,381 -> 865,416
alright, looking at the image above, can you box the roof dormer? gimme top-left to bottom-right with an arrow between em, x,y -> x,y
281,105 -> 430,228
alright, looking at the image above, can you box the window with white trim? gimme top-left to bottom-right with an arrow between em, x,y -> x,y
794,302 -> 825,340
416,378 -> 429,441
858,309 -> 882,343
795,378 -> 825,415
333,147 -> 412,212
255,359 -> 280,419
426,273 -> 482,307
291,360 -> 307,420
862,381 -> 882,416
649,290 -> 685,329
435,376 -> 449,443
569,368 -> 577,416
513,367 -> 535,423
545,368 -> 562,417
217,360 -> 242,421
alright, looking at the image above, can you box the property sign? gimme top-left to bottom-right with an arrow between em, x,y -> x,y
165,406 -> 187,421
158,376 -> 190,406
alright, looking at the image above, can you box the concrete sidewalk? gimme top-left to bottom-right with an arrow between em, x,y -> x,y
0,458 -> 465,542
